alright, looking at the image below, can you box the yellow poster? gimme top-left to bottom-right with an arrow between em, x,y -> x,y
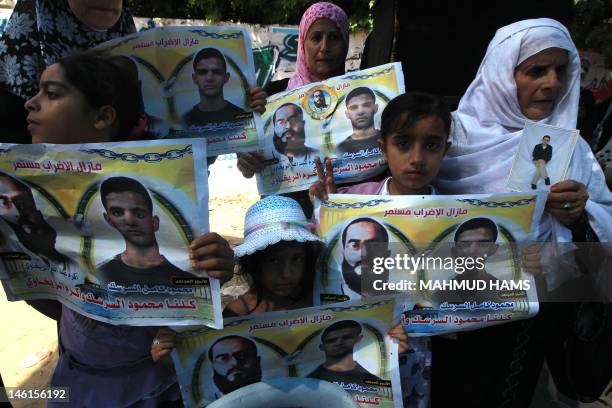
95,26 -> 263,156
315,192 -> 547,335
0,139 -> 223,328
173,298 -> 402,407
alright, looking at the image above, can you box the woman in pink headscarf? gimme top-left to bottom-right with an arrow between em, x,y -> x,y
237,2 -> 350,216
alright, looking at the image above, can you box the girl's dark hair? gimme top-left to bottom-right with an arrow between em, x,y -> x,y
237,240 -> 322,313
380,92 -> 452,141
56,53 -> 143,141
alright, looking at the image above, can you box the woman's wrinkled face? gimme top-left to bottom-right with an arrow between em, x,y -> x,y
67,0 -> 123,30
514,47 -> 569,120
304,18 -> 346,79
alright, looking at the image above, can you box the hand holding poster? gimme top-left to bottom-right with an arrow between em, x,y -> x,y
94,27 -> 263,156
172,298 -> 402,408
314,192 -> 547,335
256,63 -> 405,195
0,139 -> 223,328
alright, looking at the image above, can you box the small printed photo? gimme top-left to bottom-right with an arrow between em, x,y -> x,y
507,121 -> 578,191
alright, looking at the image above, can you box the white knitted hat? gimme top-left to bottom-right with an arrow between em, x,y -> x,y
233,196 -> 321,258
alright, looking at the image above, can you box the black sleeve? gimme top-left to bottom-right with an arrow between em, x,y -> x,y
264,78 -> 289,97
544,145 -> 552,162
0,88 -> 30,144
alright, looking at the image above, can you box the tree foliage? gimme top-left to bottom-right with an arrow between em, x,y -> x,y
571,0 -> 612,67
125,0 -> 371,30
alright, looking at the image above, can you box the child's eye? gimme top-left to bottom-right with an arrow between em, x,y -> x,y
46,91 -> 59,99
425,141 -> 444,151
394,140 -> 410,150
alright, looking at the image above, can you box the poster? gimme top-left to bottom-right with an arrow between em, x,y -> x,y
314,192 -> 547,335
172,298 -> 402,408
507,121 -> 579,192
256,63 -> 405,195
0,139 -> 223,328
94,26 -> 263,156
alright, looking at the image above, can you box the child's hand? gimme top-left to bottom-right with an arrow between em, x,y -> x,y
151,328 -> 177,366
237,152 -> 265,178
248,86 -> 268,114
308,156 -> 336,202
388,323 -> 409,353
521,244 -> 541,276
190,232 -> 234,283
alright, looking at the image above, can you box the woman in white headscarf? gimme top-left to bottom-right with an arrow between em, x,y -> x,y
432,18 -> 611,408
437,18 -> 612,244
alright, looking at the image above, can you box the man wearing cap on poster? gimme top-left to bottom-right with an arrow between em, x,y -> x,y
209,335 -> 262,398
336,87 -> 380,154
272,102 -> 317,165
96,176 -> 194,288
307,320 -> 383,385
340,217 -> 390,297
183,47 -> 246,127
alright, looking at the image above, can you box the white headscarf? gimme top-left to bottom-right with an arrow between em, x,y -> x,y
437,18 -> 612,243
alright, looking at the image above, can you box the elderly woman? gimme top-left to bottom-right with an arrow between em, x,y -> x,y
437,18 -> 612,242
432,18 -> 612,407
0,0 -> 136,143
237,2 -> 363,217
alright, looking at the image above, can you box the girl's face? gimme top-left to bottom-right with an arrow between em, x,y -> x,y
514,47 -> 569,120
25,63 -> 101,144
304,18 -> 346,79
260,241 -> 306,298
379,115 -> 449,195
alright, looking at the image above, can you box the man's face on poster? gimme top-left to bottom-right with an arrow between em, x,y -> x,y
274,104 -> 306,153
103,191 -> 159,248
192,56 -> 229,98
211,337 -> 262,394
452,227 -> 498,271
0,175 -> 27,222
313,90 -> 325,108
345,94 -> 378,131
320,327 -> 362,359
343,221 -> 386,276
542,136 -> 550,146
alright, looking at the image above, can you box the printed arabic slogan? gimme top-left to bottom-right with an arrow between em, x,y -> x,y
314,192 -> 547,335
257,63 -> 405,195
172,298 -> 402,408
0,139 -> 224,328
94,26 -> 263,156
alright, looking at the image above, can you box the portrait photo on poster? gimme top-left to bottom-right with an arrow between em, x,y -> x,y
507,121 -> 578,191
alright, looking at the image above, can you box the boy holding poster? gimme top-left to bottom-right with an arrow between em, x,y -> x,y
16,53 -> 234,407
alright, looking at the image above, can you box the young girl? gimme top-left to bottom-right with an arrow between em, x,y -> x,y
24,53 -> 234,408
309,92 -> 451,199
309,92 -> 451,408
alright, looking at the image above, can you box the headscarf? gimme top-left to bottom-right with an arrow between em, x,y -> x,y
437,18 -> 612,243
287,2 -> 349,90
0,0 -> 136,100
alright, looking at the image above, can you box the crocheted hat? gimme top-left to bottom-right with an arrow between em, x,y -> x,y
233,196 -> 321,258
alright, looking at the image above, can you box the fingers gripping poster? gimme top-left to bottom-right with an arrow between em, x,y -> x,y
95,26 -> 263,156
0,139 -> 223,328
257,63 -> 405,195
173,298 -> 402,408
314,192 -> 547,335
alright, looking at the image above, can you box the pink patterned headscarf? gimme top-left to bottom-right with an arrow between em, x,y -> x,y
287,2 -> 349,90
